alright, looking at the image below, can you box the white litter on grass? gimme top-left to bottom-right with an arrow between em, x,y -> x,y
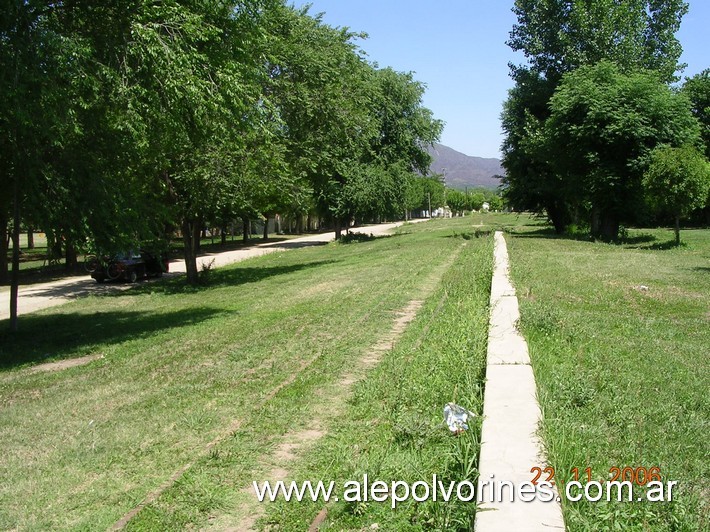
444,403 -> 475,434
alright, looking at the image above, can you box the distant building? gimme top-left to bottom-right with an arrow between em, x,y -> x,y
434,206 -> 453,218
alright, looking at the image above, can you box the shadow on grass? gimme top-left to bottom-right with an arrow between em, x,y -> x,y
337,232 -> 401,244
260,241 -> 328,250
129,260 -> 339,296
0,306 -> 226,369
621,234 -> 658,245
443,229 -> 494,240
505,226 -> 557,236
205,260 -> 338,289
507,227 -> 675,249
644,240 -> 682,251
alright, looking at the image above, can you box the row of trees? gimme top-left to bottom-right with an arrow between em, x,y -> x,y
446,188 -> 503,216
501,0 -> 710,241
1,1 -> 444,329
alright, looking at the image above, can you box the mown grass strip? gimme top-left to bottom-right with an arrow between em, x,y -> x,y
0,217 -> 487,530
507,226 -> 709,531
255,235 -> 493,531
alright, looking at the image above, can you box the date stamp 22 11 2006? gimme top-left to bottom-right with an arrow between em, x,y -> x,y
530,466 -> 678,503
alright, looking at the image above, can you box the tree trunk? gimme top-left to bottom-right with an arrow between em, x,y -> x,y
296,216 -> 303,235
65,239 -> 78,272
194,221 -> 203,253
27,227 -> 34,249
334,218 -> 342,240
0,211 -> 8,285
546,202 -> 568,235
590,207 -> 600,238
221,226 -> 227,246
182,219 -> 199,285
10,177 -> 21,331
242,216 -> 249,243
675,216 -> 681,246
51,235 -> 62,261
598,213 -> 620,242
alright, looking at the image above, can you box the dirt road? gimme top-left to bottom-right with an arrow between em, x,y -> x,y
0,220 -> 425,321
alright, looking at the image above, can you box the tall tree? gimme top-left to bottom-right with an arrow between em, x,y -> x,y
106,0 -> 275,284
508,0 -> 688,83
683,69 -> 710,158
500,68 -> 569,232
542,61 -> 701,240
264,5 -> 377,238
0,1 -> 80,329
502,0 -> 689,233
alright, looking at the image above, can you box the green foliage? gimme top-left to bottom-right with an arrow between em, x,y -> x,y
262,5 -> 442,230
1,0 -> 443,296
682,69 -> 710,158
446,189 -> 469,216
368,68 -> 443,175
542,61 -> 700,240
643,145 -> 710,243
445,188 -> 502,215
508,0 -> 688,83
502,0 -> 690,235
500,69 -> 575,232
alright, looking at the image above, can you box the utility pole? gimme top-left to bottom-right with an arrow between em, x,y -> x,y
442,167 -> 447,209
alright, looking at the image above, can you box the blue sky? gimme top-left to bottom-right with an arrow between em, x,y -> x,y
290,1 -> 709,159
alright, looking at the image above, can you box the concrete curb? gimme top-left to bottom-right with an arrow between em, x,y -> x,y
475,231 -> 565,531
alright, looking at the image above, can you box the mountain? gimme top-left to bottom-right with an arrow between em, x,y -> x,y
426,143 -> 504,190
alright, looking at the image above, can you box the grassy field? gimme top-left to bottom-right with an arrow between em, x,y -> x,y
0,217 -> 492,530
506,224 -> 709,530
1,213 -> 707,530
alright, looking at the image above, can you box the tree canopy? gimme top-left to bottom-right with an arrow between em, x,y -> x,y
501,0 -> 702,239
643,145 -> 710,244
683,69 -> 710,158
1,0 -> 442,328
543,61 -> 701,240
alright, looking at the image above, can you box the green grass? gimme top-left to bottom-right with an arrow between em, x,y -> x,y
256,234 -> 492,530
506,225 -> 709,531
3,213 -> 705,530
0,216 -> 491,530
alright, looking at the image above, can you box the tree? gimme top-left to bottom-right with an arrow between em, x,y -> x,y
508,0 -> 688,84
446,189 -> 468,217
368,68 -> 442,175
0,1 -> 80,329
542,61 -> 701,240
502,0 -> 690,233
683,69 -> 710,158
265,6 -> 441,235
107,0 -> 275,284
500,68 -> 569,231
643,145 -> 710,245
